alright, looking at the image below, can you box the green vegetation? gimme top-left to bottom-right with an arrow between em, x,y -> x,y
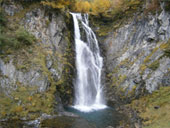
0,10 -> 36,54
162,39 -> 170,57
0,85 -> 55,120
129,86 -> 170,128
0,1 -> 75,120
0,32 -> 74,120
0,27 -> 36,53
148,60 -> 160,71
90,0 -> 143,36
144,47 -> 159,63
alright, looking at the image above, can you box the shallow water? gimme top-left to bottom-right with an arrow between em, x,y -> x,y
0,107 -> 128,128
64,107 -> 127,128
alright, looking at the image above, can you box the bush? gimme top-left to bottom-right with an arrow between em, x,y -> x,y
0,10 -> 7,33
0,11 -> 6,26
0,34 -> 9,48
0,27 -> 36,54
15,27 -> 36,46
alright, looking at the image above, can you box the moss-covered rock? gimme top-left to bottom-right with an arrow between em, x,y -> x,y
0,1 -> 75,120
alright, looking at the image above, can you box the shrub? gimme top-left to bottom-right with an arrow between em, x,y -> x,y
74,1 -> 91,13
0,34 -> 9,48
0,10 -> 7,33
0,27 -> 36,53
0,11 -> 6,26
15,27 -> 36,46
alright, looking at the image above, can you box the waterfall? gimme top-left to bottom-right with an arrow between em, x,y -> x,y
71,13 -> 107,112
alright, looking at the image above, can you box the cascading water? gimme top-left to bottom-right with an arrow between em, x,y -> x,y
71,13 -> 107,112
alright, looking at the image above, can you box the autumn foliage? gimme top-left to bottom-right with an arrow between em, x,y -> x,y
41,0 -> 142,17
73,0 -> 142,16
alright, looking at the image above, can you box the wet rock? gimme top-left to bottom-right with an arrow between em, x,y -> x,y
59,111 -> 79,117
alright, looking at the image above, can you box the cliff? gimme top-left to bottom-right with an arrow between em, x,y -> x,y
91,1 -> 170,103
91,1 -> 170,127
0,1 -> 75,120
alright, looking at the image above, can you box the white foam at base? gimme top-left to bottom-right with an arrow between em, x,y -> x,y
73,104 -> 107,113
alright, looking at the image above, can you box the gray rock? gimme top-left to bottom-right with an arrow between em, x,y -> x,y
0,3 -> 74,112
2,1 -> 23,16
106,126 -> 114,128
98,3 -> 170,102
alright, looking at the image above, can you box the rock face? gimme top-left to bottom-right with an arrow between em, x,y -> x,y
0,1 -> 74,119
96,3 -> 170,103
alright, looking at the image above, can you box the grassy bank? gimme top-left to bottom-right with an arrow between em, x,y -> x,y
129,86 -> 170,128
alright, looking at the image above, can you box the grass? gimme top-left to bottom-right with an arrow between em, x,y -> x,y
0,85 -> 55,120
129,86 -> 170,128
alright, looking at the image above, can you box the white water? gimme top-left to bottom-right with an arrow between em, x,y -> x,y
71,13 -> 107,112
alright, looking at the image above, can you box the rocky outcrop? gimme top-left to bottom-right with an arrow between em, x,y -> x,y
95,3 -> 170,103
0,1 -> 74,119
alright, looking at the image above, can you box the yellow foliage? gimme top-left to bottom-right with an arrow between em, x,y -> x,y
41,0 -> 142,17
111,0 -> 123,8
91,0 -> 112,15
14,106 -> 23,113
74,1 -> 91,12
28,96 -> 32,101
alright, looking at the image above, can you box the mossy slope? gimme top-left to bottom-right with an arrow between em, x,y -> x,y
129,86 -> 170,128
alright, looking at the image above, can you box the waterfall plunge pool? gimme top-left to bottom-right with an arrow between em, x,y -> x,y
0,106 -> 129,128
63,106 -> 127,128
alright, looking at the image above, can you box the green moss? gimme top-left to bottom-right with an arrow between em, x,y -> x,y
108,57 -> 138,88
148,60 -> 160,71
158,38 -> 170,58
144,47 -> 159,63
127,85 -> 137,98
163,47 -> 170,58
111,74 -> 127,87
